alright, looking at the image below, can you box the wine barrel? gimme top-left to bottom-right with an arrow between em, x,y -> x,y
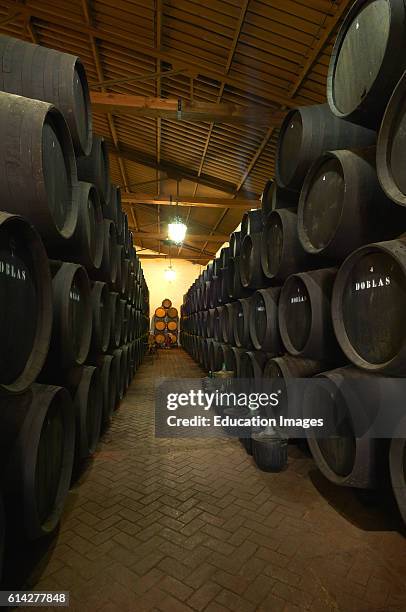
233,297 -> 254,349
168,307 -> 178,318
0,35 -> 92,156
0,92 -> 78,245
298,148 -> 405,260
162,299 -> 172,308
112,348 -> 125,401
261,181 -> 299,222
122,259 -> 130,297
377,70 -> 406,207
390,429 -> 406,524
77,136 -> 110,206
249,288 -> 282,354
47,261 -> 92,370
121,345 -> 130,392
71,366 -> 102,461
279,268 -> 340,360
0,494 -> 4,579
240,351 -> 268,379
227,347 -> 245,377
214,307 -> 223,342
96,354 -> 116,425
227,256 -> 252,300
120,299 -> 128,344
0,384 -> 75,539
241,209 -> 263,237
55,182 -> 104,271
167,332 -> 177,345
90,282 -> 111,354
92,220 -> 118,284
261,209 -> 320,281
155,307 -> 166,318
327,0 -> 406,129
276,104 -> 376,191
0,213 -> 53,394
155,321 -> 166,332
109,292 -> 122,350
221,303 -> 235,345
209,341 -> 223,372
109,185 -> 123,234
263,355 -> 328,419
207,309 -> 215,339
305,367 -> 378,488
167,321 -> 178,332
240,233 -> 267,289
332,237 -> 406,373
230,231 -> 242,258
114,245 -> 125,294
155,334 -> 166,345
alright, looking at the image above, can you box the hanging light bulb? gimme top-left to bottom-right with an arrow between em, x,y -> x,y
168,179 -> 187,244
164,265 -> 176,281
168,218 -> 187,244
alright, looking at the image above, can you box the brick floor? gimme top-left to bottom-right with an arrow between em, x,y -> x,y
11,349 -> 406,610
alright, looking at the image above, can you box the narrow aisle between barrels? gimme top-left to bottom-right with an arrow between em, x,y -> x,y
15,349 -> 406,612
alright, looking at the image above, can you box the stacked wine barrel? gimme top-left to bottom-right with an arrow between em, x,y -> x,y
182,0 -> 406,526
0,33 -> 150,569
154,299 -> 179,346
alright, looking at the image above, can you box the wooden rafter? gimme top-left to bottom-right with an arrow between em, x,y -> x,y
0,4 -> 298,108
122,194 -> 258,209
90,92 -> 286,125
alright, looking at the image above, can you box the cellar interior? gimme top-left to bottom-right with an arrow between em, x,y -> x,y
0,0 -> 405,611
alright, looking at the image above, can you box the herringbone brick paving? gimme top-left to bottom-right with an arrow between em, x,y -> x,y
19,350 -> 406,610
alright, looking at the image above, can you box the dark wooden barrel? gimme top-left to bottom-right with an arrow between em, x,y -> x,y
221,303 -> 235,344
241,209 -> 263,237
0,92 -> 78,245
109,292 -> 122,350
209,341 -> 223,372
227,347 -> 245,377
162,298 -> 172,308
0,35 -> 92,156
263,355 -> 328,419
327,0 -> 406,128
377,70 -> 406,207
261,209 -> 320,281
121,345 -> 130,392
0,213 -> 52,394
279,268 -> 340,360
47,261 -> 92,370
54,182 -> 104,271
240,233 -> 267,289
122,258 -> 130,297
227,256 -> 252,300
92,220 -> 118,285
114,244 -> 125,294
240,351 -> 268,379
261,181 -> 299,222
120,299 -> 128,344
0,494 -> 3,579
332,237 -> 406,373
230,231 -> 242,257
214,307 -> 223,342
97,354 -> 117,425
390,430 -> 406,524
90,282 -> 111,355
168,307 -> 178,318
71,366 -> 102,461
249,288 -> 282,353
113,348 -> 125,401
276,104 -> 376,191
77,136 -> 110,206
298,148 -> 406,260
0,384 -> 75,539
305,367 -> 378,488
109,185 -> 123,234
233,297 -> 254,349
207,309 -> 215,339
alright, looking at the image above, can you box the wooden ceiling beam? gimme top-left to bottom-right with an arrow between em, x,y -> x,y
90,92 -> 286,125
107,142 -> 250,194
0,4 -> 297,108
289,0 -> 354,97
122,194 -> 258,209
131,232 -> 229,242
137,254 -> 211,261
